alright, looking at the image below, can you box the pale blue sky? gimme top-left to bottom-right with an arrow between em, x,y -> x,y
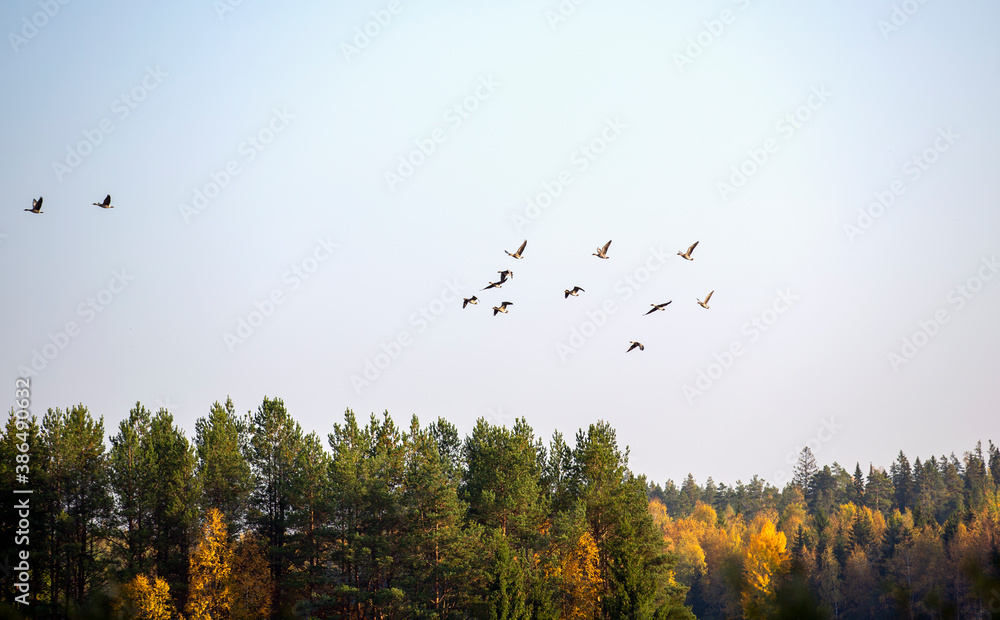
2,0 -> 998,487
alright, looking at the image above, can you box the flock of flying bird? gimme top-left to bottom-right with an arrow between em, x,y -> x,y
24,194 -> 115,213
25,196 -> 714,354
462,239 -> 714,353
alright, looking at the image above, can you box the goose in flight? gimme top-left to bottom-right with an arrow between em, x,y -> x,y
463,296 -> 478,308
697,291 -> 714,309
25,197 -> 43,214
678,241 -> 699,261
564,286 -> 585,298
505,240 -> 527,259
644,301 -> 672,315
593,240 -> 612,259
626,341 -> 644,353
93,194 -> 114,209
493,301 -> 513,315
482,280 -> 503,291
497,270 -> 513,283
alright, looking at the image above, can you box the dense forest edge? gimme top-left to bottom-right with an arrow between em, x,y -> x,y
1,398 -> 998,619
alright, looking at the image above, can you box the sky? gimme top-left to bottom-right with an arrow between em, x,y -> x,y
2,0 -> 998,489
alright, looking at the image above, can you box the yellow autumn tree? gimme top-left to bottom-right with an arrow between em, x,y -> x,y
187,508 -> 234,620
558,530 -> 602,619
230,531 -> 273,620
120,574 -> 176,620
740,514 -> 788,619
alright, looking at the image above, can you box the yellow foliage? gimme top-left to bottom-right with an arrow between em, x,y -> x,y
187,508 -> 234,620
230,532 -> 273,620
648,498 -> 670,532
558,531 -> 602,619
740,515 -> 788,619
120,574 -> 176,620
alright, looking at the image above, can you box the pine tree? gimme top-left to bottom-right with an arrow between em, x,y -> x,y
792,447 -> 818,493
38,404 -> 112,612
462,417 -> 545,544
109,402 -> 154,582
679,474 -> 701,515
195,397 -> 253,534
147,407 -> 199,608
890,450 -> 913,512
246,396 -> 304,613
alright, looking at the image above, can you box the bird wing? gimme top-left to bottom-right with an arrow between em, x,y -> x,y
704,290 -> 714,303
35,197 -> 43,208
103,194 -> 111,206
644,307 -> 656,315
603,240 -> 612,253
688,241 -> 699,254
517,240 -> 527,254
638,343 -> 644,350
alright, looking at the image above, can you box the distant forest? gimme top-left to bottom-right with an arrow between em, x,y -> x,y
1,398 -> 998,619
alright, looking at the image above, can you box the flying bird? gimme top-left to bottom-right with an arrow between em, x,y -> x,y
593,240 -> 612,259
497,270 -> 513,283
564,286 -> 585,298
493,301 -> 513,315
25,197 -> 43,214
697,291 -> 714,309
93,194 -> 114,209
463,296 -> 478,308
644,301 -> 672,315
626,341 -> 644,352
505,240 -> 527,259
482,281 -> 503,291
678,241 -> 699,261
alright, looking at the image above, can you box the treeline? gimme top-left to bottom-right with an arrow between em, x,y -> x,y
0,398 -> 692,619
1,400 -> 998,619
648,444 -> 1000,618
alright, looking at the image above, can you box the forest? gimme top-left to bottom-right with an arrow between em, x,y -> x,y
0,398 -> 998,619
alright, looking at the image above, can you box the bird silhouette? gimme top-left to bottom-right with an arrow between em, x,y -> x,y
505,240 -> 527,259
593,240 -> 612,259
564,286 -> 585,298
697,291 -> 714,309
93,194 -> 113,209
493,301 -> 513,315
644,301 -> 672,315
25,197 -> 43,214
498,270 -> 513,283
482,281 -> 503,291
678,241 -> 699,261
463,296 -> 478,308
626,341 -> 644,352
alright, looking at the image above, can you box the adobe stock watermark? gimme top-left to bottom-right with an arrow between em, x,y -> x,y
7,0 -> 72,54
213,0 -> 246,21
545,0 -> 587,31
486,405 -> 514,427
179,107 -> 294,223
16,269 -> 135,378
350,279 -> 466,394
887,255 -> 998,371
717,86 -> 831,202
877,0 -> 932,41
384,76 -> 498,192
511,116 -> 627,234
223,236 -> 338,352
683,288 -> 798,403
554,245 -> 669,361
843,126 -> 958,243
51,65 -> 168,182
769,416 -> 845,488
341,0 -> 406,62
673,0 -> 754,72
